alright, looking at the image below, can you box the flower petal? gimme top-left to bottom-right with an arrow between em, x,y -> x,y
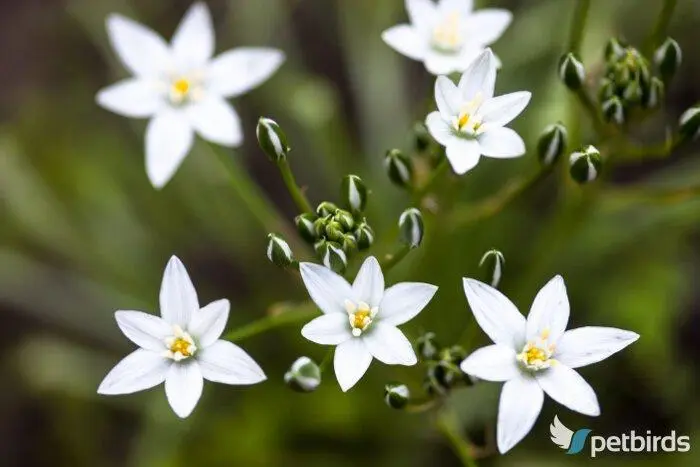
497,373 -> 543,453
334,338 -> 373,391
555,327 -> 640,369
164,361 -> 203,418
115,310 -> 171,352
188,299 -> 229,347
462,278 -> 526,349
206,48 -> 285,98
352,256 -> 385,307
96,79 -> 163,118
363,323 -> 417,365
187,96 -> 242,147
299,262 -> 355,314
406,0 -> 438,32
458,49 -> 497,100
106,14 -> 171,77
381,25 -> 428,61
435,76 -> 461,119
159,256 -> 199,327
171,2 -> 214,69
525,275 -> 569,343
145,110 -> 194,188
463,9 -> 512,46
480,91 -> 531,127
438,0 -> 473,15
446,138 -> 481,174
461,344 -> 519,382
477,128 -> 525,158
425,111 -> 453,146
301,313 -> 353,345
97,349 -> 170,395
197,340 -> 266,385
425,50 -> 463,75
536,364 -> 600,416
379,282 -> 438,326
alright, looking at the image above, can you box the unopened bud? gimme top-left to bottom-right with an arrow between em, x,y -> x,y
413,121 -> 431,152
654,37 -> 682,79
384,149 -> 414,188
324,220 -> 345,242
384,383 -> 410,409
284,357 -> 321,393
479,249 -> 505,288
315,240 -> 347,273
333,209 -> 355,231
340,233 -> 357,252
316,201 -> 338,218
537,123 -> 568,167
569,145 -> 602,184
598,78 -> 616,102
622,80 -> 642,105
605,38 -> 626,61
679,105 -> 700,141
642,77 -> 664,109
416,332 -> 441,361
354,222 -> 375,250
558,53 -> 585,90
601,96 -> 625,125
266,233 -> 294,267
341,175 -> 368,213
399,208 -> 424,248
256,117 -> 290,162
295,213 -> 318,243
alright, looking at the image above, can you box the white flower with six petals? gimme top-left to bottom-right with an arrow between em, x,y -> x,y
460,275 -> 639,453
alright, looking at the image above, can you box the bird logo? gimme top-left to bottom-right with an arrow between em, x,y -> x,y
550,415 -> 592,455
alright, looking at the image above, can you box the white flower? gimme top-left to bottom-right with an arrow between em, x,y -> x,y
98,256 -> 266,418
382,0 -> 512,75
460,276 -> 639,453
96,3 -> 284,188
299,256 -> 438,391
425,49 -> 531,175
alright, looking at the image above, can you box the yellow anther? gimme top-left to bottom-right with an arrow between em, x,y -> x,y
170,337 -> 193,357
172,78 -> 190,96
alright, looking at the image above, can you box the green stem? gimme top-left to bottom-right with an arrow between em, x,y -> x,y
318,348 -> 333,373
436,412 -> 479,467
412,156 -> 450,204
380,244 -> 413,273
575,88 -> 610,137
568,0 -> 591,54
403,397 -> 440,414
647,0 -> 678,54
277,158 -> 314,214
224,302 -> 317,342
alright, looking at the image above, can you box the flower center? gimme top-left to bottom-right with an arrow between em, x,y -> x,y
431,12 -> 463,53
163,325 -> 197,361
167,74 -> 203,105
516,329 -> 556,371
452,93 -> 484,135
345,299 -> 378,337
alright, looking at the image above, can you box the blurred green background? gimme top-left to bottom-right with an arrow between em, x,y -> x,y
2,0 -> 700,465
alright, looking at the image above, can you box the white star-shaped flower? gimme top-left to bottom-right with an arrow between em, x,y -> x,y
98,256 -> 266,418
460,276 -> 639,453
425,49 -> 531,175
96,2 -> 284,188
382,0 -> 512,75
299,256 -> 438,391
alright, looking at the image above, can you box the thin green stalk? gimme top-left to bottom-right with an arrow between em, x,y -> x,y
224,302 -> 317,342
277,158 -> 314,213
575,89 -> 610,137
380,244 -> 413,273
568,0 -> 591,54
412,156 -> 450,204
403,397 -> 440,414
318,348 -> 333,373
436,411 -> 479,467
647,0 -> 678,54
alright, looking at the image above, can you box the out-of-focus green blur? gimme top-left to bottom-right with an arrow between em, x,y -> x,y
2,0 -> 700,465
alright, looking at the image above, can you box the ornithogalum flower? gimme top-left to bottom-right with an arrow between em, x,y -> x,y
460,276 -> 639,453
98,256 -> 266,418
382,0 -> 512,75
96,3 -> 284,188
299,256 -> 438,391
425,49 -> 531,174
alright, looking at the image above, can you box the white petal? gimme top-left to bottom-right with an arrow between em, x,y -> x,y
379,282 -> 438,326
458,49 -> 497,100
334,338 -> 373,392
114,310 -> 171,352
299,262 -> 355,314
145,110 -> 194,188
438,0 -> 473,15
187,96 -> 242,147
446,138 -> 481,174
165,361 -> 204,418
301,313 -> 353,345
206,48 -> 285,98
463,9 -> 512,46
460,344 -> 519,382
424,50 -> 463,75
555,327 -> 640,369
188,299 -> 229,347
425,111 -> 453,146
171,2 -> 214,69
479,91 -> 531,127
497,373 -> 543,453
406,0 -> 438,32
197,340 -> 266,385
381,25 -> 428,61
106,14 -> 171,77
525,275 -> 569,343
536,364 -> 600,416
352,256 -> 385,307
96,79 -> 163,118
97,349 -> 170,395
477,128 -> 525,158
159,255 -> 199,327
363,324 -> 417,365
462,278 -> 526,349
435,76 -> 461,119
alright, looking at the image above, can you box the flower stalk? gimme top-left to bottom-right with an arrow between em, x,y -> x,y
224,302 -> 318,342
436,412 -> 479,467
277,157 -> 314,214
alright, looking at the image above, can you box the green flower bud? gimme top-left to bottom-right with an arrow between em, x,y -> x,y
679,105 -> 700,140
341,233 -> 357,252
654,37 -> 682,79
537,123 -> 568,167
622,80 -> 642,105
642,77 -> 664,109
354,222 -> 375,250
442,345 -> 468,365
266,233 -> 294,267
479,249 -> 505,287
313,216 -> 329,238
324,220 -> 345,242
416,332 -> 441,361
598,78 -> 617,102
295,213 -> 318,243
426,362 -> 459,392
384,149 -> 414,188
384,383 -> 410,409
316,201 -> 338,218
569,145 -> 602,184
601,96 -> 625,125
333,209 -> 355,231
413,121 -> 431,152
341,175 -> 368,213
315,240 -> 347,273
399,208 -> 424,248
284,357 -> 321,393
605,38 -> 626,61
256,117 -> 290,162
558,53 -> 585,90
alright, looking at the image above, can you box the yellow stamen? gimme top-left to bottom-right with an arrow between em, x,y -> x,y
172,78 -> 190,96
170,337 -> 193,357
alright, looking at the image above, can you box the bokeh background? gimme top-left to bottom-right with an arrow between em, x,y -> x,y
2,0 -> 700,465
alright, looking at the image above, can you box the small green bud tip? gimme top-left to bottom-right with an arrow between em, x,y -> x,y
315,240 -> 348,273
413,121 -> 431,152
598,78 -> 616,102
384,383 -> 410,409
398,208 -> 424,248
479,249 -> 505,288
384,149 -> 414,188
569,145 -> 602,184
324,221 -> 345,242
284,357 -> 321,393
416,332 -> 441,361
295,213 -> 319,244
316,201 -> 338,218
266,233 -> 294,267
601,96 -> 625,125
643,77 -> 664,109
622,80 -> 642,105
341,175 -> 368,213
679,106 -> 700,141
333,209 -> 355,231
537,123 -> 568,167
256,117 -> 290,162
341,233 -> 358,252
354,222 -> 375,250
558,53 -> 585,90
605,38 -> 626,62
654,38 -> 682,78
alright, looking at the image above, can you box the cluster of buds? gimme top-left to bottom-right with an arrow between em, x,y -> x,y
416,333 -> 473,396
